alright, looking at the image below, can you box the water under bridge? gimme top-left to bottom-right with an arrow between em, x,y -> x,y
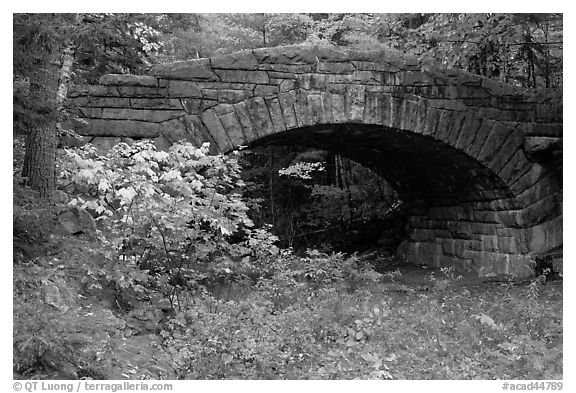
65,44 -> 563,278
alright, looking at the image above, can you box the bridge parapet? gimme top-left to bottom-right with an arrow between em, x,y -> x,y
67,44 -> 561,140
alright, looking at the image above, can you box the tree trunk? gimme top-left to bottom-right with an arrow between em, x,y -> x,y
23,125 -> 57,196
22,43 -> 75,198
22,54 -> 58,197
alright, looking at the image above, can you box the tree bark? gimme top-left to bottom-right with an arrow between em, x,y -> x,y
23,125 -> 57,196
22,42 -> 75,198
22,54 -> 59,197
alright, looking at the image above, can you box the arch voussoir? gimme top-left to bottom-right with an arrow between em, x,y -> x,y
245,97 -> 274,138
292,91 -> 314,127
276,92 -> 299,130
199,108 -> 233,152
264,97 -> 287,134
466,118 -> 495,158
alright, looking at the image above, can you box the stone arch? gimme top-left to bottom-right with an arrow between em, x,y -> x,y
66,44 -> 563,277
194,88 -> 532,204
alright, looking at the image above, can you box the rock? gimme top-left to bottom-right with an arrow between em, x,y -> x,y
90,137 -> 122,154
524,136 -> 562,162
396,240 -> 409,261
156,298 -> 172,311
58,207 -> 96,235
42,278 -> 71,312
58,133 -> 89,148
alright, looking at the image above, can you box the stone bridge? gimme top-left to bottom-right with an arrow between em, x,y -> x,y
65,44 -> 563,278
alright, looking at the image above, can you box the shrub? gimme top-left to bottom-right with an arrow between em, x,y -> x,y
58,140 -> 279,310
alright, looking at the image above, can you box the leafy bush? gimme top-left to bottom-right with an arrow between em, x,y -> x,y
58,140 -> 279,310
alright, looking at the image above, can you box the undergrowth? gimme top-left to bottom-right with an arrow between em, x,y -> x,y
13,140 -> 563,380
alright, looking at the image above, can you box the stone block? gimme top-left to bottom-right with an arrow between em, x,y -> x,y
101,108 -> 185,123
298,73 -> 328,90
438,256 -> 475,272
200,109 -> 233,152
517,122 -> 562,137
520,194 -> 562,227
276,92 -> 299,129
378,93 -> 392,127
166,80 -> 202,98
406,242 -> 442,267
159,116 -> 206,147
67,85 -> 120,98
476,121 -> 511,164
422,106 -> 441,136
411,99 -> 429,134
279,79 -> 296,92
396,99 -> 415,131
265,97 -> 287,134
536,103 -> 562,122
488,128 -> 525,174
317,61 -> 355,74
151,58 -> 219,81
99,74 -> 158,87
321,92 -> 335,123
212,103 -> 235,116
130,98 -> 183,110
219,111 -> 247,147
215,69 -> 269,84
515,171 -> 561,207
308,94 -> 326,124
292,91 -> 313,127
526,215 -> 563,254
352,70 -> 382,84
116,86 -> 168,98
446,112 -> 467,146
389,96 -> 404,129
268,71 -> 296,79
76,107 -> 103,118
346,86 -> 366,122
156,132 -> 179,149
70,96 -> 131,108
523,136 -> 562,161
64,118 -> 160,138
433,109 -> 454,142
497,236 -> 519,254
509,163 -> 544,195
412,229 -> 436,242
245,97 -> 274,137
215,89 -> 254,103
211,50 -> 260,69
498,149 -> 532,187
465,118 -> 494,158
254,85 -> 279,97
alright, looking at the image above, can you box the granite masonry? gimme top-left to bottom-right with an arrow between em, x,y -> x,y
65,44 -> 563,278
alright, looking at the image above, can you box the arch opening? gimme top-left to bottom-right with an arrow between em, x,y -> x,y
247,123 -> 512,207
239,143 -> 408,254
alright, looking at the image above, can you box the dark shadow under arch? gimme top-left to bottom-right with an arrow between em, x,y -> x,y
247,123 -> 513,206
